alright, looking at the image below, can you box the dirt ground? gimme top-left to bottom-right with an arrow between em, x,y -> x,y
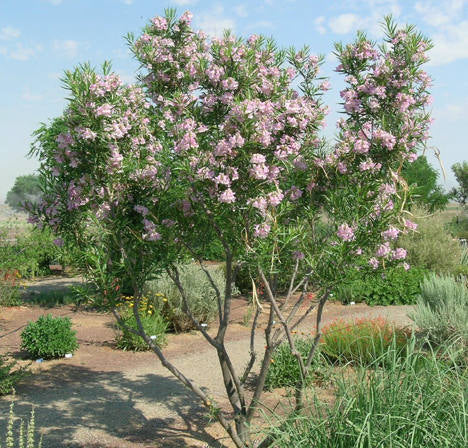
0,277 -> 415,447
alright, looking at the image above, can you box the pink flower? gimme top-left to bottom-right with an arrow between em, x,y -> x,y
219,188 -> 236,203
293,251 -> 305,260
369,257 -> 379,269
403,219 -> 418,231
134,205 -> 149,216
251,154 -> 266,164
337,223 -> 355,242
382,226 -> 400,241
53,238 -> 64,247
95,104 -> 114,117
391,248 -> 407,260
268,190 -> 284,207
376,242 -> 391,257
254,222 -> 271,238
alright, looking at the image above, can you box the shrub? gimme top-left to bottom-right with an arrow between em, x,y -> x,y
265,339 -> 325,390
320,317 -> 410,365
410,274 -> 468,350
115,303 -> 168,351
0,355 -> 29,396
266,341 -> 467,447
2,402 -> 43,448
21,314 -> 78,359
398,210 -> 463,275
145,264 -> 238,332
333,265 -> 428,305
0,274 -> 22,307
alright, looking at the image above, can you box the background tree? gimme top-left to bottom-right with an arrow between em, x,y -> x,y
401,155 -> 450,211
5,174 -> 41,211
451,161 -> 468,208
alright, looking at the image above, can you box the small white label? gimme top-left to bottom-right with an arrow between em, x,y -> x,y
36,358 -> 43,363
350,301 -> 356,305
65,353 -> 73,358
200,323 -> 208,327
150,335 -> 157,340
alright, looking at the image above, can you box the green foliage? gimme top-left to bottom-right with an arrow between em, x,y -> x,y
0,276 -> 22,307
0,355 -> 29,396
2,402 -> 43,448
266,341 -> 467,448
115,310 -> 167,351
320,317 -> 410,365
398,210 -> 463,274
21,314 -> 78,359
451,161 -> 468,207
145,264 -> 237,332
447,214 -> 468,240
0,226 -> 77,279
334,265 -> 428,305
410,274 -> 468,351
265,339 -> 324,390
402,155 -> 451,212
5,174 -> 42,212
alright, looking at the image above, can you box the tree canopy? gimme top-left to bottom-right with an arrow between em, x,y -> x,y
6,174 -> 42,211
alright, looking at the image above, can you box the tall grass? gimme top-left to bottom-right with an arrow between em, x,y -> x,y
265,340 -> 468,447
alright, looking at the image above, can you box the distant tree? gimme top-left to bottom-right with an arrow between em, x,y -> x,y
6,174 -> 42,211
451,161 -> 468,208
402,155 -> 451,211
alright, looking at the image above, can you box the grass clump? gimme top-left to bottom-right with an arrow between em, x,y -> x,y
265,341 -> 468,448
321,317 -> 411,365
21,314 -> 78,359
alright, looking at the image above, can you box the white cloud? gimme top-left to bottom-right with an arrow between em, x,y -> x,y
122,0 -> 134,4
46,0 -> 63,5
7,43 -> 42,61
429,20 -> 468,65
314,16 -> 327,35
248,20 -> 273,29
329,13 -> 363,34
414,1 -> 468,65
53,39 -> 80,58
0,26 -> 20,40
195,5 -> 235,37
234,4 -> 248,18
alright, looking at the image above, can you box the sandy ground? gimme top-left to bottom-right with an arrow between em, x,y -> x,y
0,277 -> 415,447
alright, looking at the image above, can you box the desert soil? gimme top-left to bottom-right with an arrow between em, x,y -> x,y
0,277 -> 415,448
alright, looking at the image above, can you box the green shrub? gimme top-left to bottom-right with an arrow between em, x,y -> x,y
399,211 -> 463,274
145,264 -> 238,332
2,402 -> 43,448
0,276 -> 22,307
334,265 -> 428,305
115,309 -> 167,351
265,339 -> 325,390
447,214 -> 468,240
266,341 -> 468,448
0,226 -> 78,280
21,314 -> 78,359
0,355 -> 29,396
410,274 -> 468,350
320,317 -> 410,365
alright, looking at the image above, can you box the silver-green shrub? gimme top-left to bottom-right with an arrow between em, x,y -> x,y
145,264 -> 238,332
410,273 -> 468,349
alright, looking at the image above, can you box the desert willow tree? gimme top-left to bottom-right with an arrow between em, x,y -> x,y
29,10 -> 432,447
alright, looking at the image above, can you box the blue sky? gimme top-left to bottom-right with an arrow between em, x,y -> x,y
1,0 -> 467,201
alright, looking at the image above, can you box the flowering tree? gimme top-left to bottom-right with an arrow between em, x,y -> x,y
30,11 -> 432,447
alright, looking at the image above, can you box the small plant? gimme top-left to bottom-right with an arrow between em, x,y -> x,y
2,402 -> 43,448
115,308 -> 168,351
0,272 -> 22,307
410,273 -> 468,351
265,338 -> 325,390
0,355 -> 29,396
320,317 -> 411,365
21,314 -> 78,359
